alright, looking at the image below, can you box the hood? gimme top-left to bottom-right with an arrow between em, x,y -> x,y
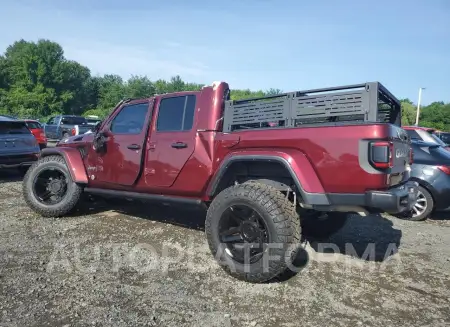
57,133 -> 94,147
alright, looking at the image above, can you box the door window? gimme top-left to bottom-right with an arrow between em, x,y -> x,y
110,103 -> 149,134
156,95 -> 196,132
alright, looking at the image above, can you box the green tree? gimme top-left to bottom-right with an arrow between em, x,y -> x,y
400,99 -> 417,126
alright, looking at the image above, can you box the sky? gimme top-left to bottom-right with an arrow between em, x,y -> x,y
0,0 -> 449,104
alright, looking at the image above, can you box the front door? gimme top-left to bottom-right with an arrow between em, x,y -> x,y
91,100 -> 152,186
144,94 -> 197,187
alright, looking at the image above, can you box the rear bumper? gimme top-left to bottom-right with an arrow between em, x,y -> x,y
326,181 -> 419,214
365,181 -> 419,213
0,153 -> 40,169
0,161 -> 36,169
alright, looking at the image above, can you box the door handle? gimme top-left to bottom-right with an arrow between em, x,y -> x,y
171,142 -> 188,149
127,144 -> 141,150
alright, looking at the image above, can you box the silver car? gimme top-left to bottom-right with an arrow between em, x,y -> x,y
0,116 -> 40,173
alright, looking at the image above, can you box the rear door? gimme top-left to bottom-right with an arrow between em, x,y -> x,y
92,101 -> 152,186
145,94 -> 197,187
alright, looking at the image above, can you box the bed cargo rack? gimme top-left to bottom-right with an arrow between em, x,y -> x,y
222,82 -> 401,132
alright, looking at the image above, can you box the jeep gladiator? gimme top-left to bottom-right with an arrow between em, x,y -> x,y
22,81 -> 418,283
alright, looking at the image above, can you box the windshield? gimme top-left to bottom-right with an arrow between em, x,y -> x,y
61,117 -> 87,125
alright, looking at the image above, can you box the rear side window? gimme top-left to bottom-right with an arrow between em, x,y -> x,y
110,103 -> 149,134
0,122 -> 31,134
26,121 -> 42,129
157,95 -> 196,132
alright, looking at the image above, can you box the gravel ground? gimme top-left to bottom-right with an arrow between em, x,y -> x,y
0,169 -> 449,327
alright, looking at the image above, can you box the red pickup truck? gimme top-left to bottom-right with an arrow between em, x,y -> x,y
22,81 -> 418,283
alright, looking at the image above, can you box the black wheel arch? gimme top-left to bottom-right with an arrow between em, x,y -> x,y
206,155 -> 330,206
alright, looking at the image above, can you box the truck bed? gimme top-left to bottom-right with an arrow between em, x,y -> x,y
222,82 -> 401,132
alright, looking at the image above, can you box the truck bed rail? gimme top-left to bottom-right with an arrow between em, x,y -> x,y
222,82 -> 401,132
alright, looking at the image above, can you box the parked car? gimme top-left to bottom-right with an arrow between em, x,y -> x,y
393,139 -> 450,221
22,81 -> 417,283
0,116 -> 40,173
42,115 -> 92,141
23,119 -> 47,149
402,126 -> 450,151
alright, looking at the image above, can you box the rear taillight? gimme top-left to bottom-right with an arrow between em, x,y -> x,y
437,166 -> 450,175
71,128 -> 76,136
369,141 -> 393,169
409,147 -> 414,165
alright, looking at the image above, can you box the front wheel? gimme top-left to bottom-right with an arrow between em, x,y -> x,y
22,155 -> 83,217
205,182 -> 301,283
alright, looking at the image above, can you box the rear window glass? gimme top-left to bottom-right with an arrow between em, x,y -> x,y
61,117 -> 87,125
0,122 -> 31,134
26,121 -> 42,129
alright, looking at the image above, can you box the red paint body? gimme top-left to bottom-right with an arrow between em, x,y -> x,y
24,120 -> 47,147
47,82 -> 408,203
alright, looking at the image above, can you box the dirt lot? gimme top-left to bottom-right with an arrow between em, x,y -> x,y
0,169 -> 449,327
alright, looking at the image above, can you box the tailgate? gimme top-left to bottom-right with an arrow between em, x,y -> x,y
388,125 -> 411,185
77,125 -> 92,134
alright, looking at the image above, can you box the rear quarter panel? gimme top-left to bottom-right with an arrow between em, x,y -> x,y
213,124 -> 397,194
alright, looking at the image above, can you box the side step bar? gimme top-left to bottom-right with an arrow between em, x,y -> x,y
84,188 -> 204,206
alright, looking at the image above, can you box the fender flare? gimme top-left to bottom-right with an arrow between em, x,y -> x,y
206,154 -> 330,205
40,147 -> 89,184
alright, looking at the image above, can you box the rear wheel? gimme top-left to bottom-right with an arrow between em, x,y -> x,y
394,185 -> 433,221
22,155 -> 83,217
298,209 -> 349,239
205,182 -> 301,283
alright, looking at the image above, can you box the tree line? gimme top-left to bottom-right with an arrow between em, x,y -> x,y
0,39 -> 449,131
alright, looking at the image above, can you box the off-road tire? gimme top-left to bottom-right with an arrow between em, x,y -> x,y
22,155 -> 83,217
299,210 -> 349,239
205,182 -> 301,283
394,185 -> 433,221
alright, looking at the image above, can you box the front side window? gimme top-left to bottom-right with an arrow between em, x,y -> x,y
156,95 -> 196,132
110,103 -> 149,134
